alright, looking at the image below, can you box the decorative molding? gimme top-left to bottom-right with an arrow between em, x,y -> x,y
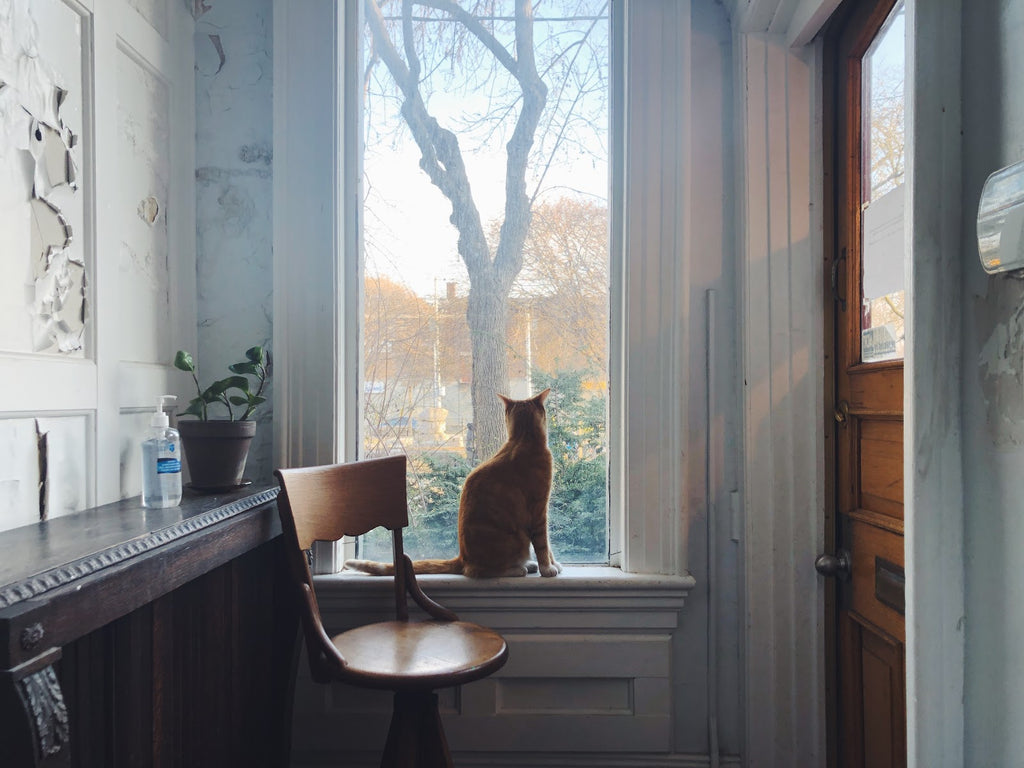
0,488 -> 278,609
15,665 -> 68,761
19,624 -> 44,652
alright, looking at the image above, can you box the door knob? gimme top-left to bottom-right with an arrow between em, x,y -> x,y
815,550 -> 851,579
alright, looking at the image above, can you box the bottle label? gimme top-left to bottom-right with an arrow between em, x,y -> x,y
157,457 -> 181,474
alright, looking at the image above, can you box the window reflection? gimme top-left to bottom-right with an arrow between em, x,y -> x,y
860,1 -> 905,364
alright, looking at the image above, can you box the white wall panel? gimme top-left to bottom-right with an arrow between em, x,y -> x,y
0,413 -> 90,531
125,0 -> 168,40
116,43 -> 171,365
291,571 -> 692,766
0,0 -> 195,528
0,0 -> 87,357
737,32 -> 825,768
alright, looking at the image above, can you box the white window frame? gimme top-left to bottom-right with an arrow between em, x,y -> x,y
273,0 -> 700,578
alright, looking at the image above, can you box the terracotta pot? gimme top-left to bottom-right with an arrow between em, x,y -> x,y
177,420 -> 257,491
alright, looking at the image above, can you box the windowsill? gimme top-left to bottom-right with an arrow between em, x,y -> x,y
313,566 -> 696,632
316,565 -> 694,591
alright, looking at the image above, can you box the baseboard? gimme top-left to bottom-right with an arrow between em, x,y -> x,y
291,751 -> 743,767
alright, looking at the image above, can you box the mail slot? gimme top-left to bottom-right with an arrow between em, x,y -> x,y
875,556 -> 905,615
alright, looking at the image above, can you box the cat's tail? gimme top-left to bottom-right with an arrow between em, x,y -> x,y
344,557 -> 463,575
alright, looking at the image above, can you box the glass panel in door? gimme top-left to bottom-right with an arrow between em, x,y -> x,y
860,1 -> 905,364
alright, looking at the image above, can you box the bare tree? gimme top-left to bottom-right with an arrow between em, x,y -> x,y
513,197 -> 608,375
363,0 -> 608,460
363,275 -> 435,456
867,66 -> 904,200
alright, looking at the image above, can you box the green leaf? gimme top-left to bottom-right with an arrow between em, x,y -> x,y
245,346 -> 265,364
206,380 -> 229,397
228,395 -> 249,406
229,362 -> 259,376
248,395 -> 266,407
173,350 -> 195,372
183,398 -> 205,417
224,375 -> 251,391
199,385 -> 222,402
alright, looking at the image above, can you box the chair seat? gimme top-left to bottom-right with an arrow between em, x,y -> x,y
331,620 -> 508,691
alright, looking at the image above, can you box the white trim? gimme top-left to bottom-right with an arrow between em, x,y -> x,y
620,0 -> 691,575
903,0 -> 964,765
786,0 -> 844,48
272,0 -> 344,471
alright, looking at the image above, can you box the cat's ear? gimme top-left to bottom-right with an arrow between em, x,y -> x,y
498,393 -> 512,408
535,388 -> 551,404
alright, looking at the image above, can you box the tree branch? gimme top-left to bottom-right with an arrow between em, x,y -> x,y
364,0 -> 491,277
416,0 -> 519,75
492,0 -> 547,293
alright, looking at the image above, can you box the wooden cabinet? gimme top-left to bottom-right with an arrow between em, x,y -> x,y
0,487 -> 299,767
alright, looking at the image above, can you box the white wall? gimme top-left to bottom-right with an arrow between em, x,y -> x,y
734,30 -> 826,768
961,1 -> 1024,764
0,0 -> 196,531
193,0 -> 275,483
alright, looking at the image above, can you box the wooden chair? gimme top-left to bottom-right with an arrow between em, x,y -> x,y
275,455 -> 508,768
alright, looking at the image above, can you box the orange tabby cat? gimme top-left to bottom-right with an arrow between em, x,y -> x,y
345,389 -> 562,578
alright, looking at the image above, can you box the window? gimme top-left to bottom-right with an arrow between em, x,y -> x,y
356,0 -> 612,564
276,0 -> 696,577
859,1 -> 905,363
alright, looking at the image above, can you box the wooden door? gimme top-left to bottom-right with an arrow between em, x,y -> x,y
822,1 -> 906,767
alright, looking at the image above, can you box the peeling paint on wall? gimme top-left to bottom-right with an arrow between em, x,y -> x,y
190,0 -> 213,20
35,419 -> 47,521
239,142 -> 271,165
0,415 -> 87,533
137,195 -> 161,225
0,0 -> 86,355
208,34 -> 226,75
975,278 -> 1024,446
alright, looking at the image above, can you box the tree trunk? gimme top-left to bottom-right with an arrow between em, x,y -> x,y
466,279 -> 509,462
365,0 -> 547,463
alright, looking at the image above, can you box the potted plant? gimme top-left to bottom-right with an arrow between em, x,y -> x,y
173,345 -> 270,491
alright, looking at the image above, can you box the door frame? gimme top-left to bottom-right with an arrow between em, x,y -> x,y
738,0 -> 964,766
899,1 -> 964,765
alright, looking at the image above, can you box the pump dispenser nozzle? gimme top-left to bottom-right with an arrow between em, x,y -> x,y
151,395 -> 177,428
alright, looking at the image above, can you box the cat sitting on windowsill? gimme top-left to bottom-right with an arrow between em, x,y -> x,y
345,389 -> 563,578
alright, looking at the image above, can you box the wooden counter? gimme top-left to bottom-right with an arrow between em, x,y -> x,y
0,485 -> 299,767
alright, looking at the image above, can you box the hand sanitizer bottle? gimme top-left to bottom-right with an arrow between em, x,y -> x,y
141,395 -> 182,508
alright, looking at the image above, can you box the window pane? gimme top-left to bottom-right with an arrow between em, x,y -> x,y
359,1 -> 611,564
860,1 -> 905,364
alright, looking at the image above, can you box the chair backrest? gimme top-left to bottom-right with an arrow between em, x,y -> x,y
275,455 -> 409,550
275,455 -> 411,682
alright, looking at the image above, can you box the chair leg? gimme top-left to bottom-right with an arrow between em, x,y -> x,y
380,691 -> 453,768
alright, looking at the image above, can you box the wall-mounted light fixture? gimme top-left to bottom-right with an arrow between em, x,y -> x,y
978,159 -> 1024,275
